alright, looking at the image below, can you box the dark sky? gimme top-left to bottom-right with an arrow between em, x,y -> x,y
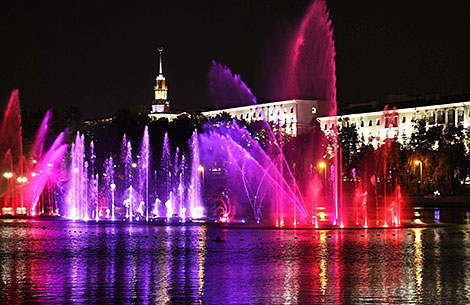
1,1 -> 469,119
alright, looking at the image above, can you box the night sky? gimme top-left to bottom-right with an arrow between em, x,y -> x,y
1,1 -> 469,119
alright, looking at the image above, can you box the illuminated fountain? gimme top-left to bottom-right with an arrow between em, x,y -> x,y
64,127 -> 204,222
200,0 -> 405,227
0,1 -> 405,227
0,90 -> 67,216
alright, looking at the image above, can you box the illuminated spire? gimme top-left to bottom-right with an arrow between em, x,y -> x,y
158,46 -> 163,75
151,46 -> 170,113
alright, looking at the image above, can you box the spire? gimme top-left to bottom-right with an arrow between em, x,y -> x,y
158,47 -> 163,75
152,46 -> 170,114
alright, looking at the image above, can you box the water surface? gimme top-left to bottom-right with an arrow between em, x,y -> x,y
1,220 -> 469,304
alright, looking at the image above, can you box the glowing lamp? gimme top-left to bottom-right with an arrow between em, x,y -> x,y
3,172 -> 13,179
73,168 -> 79,173
414,160 -> 420,165
32,160 -> 37,164
319,162 -> 326,168
198,165 -> 204,172
132,162 -> 137,168
17,177 -> 27,183
31,172 -> 37,177
318,211 -> 327,221
110,183 -> 116,191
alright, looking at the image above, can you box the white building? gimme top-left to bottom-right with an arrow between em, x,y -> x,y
318,99 -> 470,146
202,99 -> 321,136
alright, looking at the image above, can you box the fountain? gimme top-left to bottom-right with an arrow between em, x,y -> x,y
200,0 -> 406,227
0,90 -> 67,216
63,128 -> 204,222
0,0 -> 405,228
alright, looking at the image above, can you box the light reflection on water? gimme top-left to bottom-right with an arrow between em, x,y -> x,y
1,221 -> 470,304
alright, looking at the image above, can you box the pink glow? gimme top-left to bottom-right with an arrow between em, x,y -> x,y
0,91 -> 67,216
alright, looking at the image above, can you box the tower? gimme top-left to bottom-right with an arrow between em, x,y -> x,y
151,47 -> 170,113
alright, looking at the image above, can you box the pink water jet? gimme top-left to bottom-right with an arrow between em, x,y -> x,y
0,90 -> 67,216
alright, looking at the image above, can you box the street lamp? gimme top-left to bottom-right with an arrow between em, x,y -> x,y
414,160 -> 423,192
3,172 -> 13,215
16,176 -> 27,215
318,161 -> 327,180
17,177 -> 28,183
198,165 -> 205,186
110,183 -> 116,221
318,161 -> 327,196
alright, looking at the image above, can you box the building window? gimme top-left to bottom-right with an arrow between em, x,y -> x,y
324,124 -> 327,130
429,112 -> 435,124
376,119 -> 380,126
331,123 -> 334,130
402,116 -> 406,123
393,116 -> 398,127
448,110 -> 455,125
437,111 -> 444,124
369,120 -> 372,127
361,121 -> 364,127
458,111 -> 464,122
290,107 -> 294,114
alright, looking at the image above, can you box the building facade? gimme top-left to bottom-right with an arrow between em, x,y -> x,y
202,99 -> 321,136
318,100 -> 470,146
